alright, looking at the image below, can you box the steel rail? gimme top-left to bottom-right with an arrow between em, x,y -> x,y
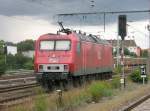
119,93 -> 150,111
0,83 -> 39,93
0,76 -> 36,84
0,74 -> 35,80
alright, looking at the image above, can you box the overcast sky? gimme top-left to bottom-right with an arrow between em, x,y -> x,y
0,0 -> 150,48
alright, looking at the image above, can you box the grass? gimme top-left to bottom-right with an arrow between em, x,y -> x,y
76,83 -> 150,111
7,76 -> 150,111
111,76 -> 120,89
8,78 -> 119,111
34,95 -> 48,111
12,106 -> 27,111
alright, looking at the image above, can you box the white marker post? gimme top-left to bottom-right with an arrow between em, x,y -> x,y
140,65 -> 146,85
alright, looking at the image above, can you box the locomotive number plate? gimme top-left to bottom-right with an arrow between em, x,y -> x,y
49,58 -> 59,63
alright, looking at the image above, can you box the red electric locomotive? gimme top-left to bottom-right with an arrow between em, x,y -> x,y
34,25 -> 113,89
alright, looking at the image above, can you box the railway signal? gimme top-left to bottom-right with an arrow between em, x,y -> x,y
118,15 -> 127,89
118,15 -> 127,40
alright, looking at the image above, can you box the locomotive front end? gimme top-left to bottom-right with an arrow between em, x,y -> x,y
34,34 -> 74,86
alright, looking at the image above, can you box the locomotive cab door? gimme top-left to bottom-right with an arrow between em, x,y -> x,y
82,42 -> 86,75
76,41 -> 86,75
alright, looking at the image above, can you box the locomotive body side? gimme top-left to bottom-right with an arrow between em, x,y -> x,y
73,35 -> 113,76
34,32 -> 113,89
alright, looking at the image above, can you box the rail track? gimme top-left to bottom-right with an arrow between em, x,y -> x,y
0,74 -> 40,109
0,68 -> 147,110
1,73 -> 149,111
119,93 -> 150,111
0,83 -> 39,103
0,70 -> 34,80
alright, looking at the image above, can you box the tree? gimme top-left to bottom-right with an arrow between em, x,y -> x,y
24,59 -> 34,70
0,40 -> 34,73
113,47 -> 131,56
0,40 -> 5,54
0,40 -> 6,75
17,39 -> 35,52
124,48 -> 130,56
0,55 -> 6,75
6,54 -> 17,69
141,50 -> 148,58
15,53 -> 29,69
6,53 -> 33,70
130,52 -> 137,57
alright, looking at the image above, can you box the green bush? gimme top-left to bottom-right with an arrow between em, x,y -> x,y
130,68 -> 148,83
15,53 -> 29,69
23,59 -> 34,70
88,81 -> 113,102
111,77 -> 120,89
68,91 -> 89,108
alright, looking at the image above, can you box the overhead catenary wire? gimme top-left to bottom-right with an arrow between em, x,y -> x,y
57,9 -> 150,33
57,9 -> 150,16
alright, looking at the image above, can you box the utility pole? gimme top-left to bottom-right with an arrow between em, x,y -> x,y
147,24 -> 150,75
147,0 -> 150,76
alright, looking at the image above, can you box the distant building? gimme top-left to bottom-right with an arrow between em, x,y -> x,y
6,46 -> 17,55
22,50 -> 34,58
107,40 -> 141,57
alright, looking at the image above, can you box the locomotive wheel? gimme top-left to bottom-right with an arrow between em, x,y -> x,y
79,76 -> 86,87
41,80 -> 52,92
73,77 -> 80,87
63,79 -> 73,91
86,75 -> 92,84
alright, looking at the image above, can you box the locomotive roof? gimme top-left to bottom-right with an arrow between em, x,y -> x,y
76,33 -> 110,45
39,32 -> 110,45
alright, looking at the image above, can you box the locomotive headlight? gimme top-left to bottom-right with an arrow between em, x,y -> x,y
64,65 -> 69,71
39,65 -> 43,71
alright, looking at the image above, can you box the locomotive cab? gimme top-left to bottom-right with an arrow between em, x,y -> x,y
34,33 -> 76,84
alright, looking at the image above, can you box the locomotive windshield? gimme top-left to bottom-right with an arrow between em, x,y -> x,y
40,41 -> 54,50
40,40 -> 71,51
55,41 -> 70,50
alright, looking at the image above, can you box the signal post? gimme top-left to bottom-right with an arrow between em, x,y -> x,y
118,15 -> 127,89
